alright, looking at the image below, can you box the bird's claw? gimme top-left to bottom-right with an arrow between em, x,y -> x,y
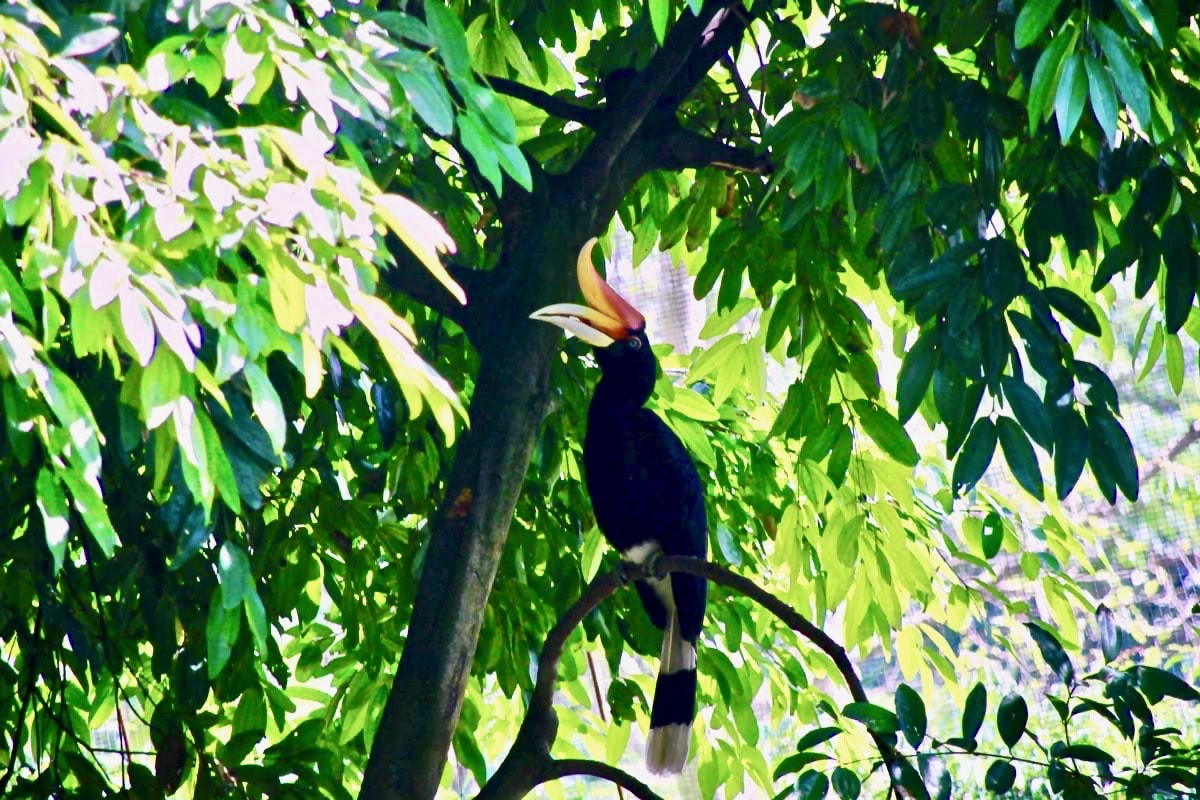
644,551 -> 668,580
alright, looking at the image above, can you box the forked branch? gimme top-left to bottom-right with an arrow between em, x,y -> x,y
474,556 -> 904,800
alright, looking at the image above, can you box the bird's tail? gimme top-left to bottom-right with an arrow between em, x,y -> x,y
646,609 -> 697,774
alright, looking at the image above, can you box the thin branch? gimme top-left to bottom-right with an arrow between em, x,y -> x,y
585,653 -> 625,800
721,52 -> 766,134
380,232 -> 478,336
573,0 -> 747,192
487,76 -> 604,127
475,556 -> 906,800
1141,419 -> 1200,483
543,759 -> 664,800
654,126 -> 771,174
651,556 -> 872,705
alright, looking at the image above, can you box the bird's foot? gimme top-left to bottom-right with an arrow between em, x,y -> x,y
644,551 -> 669,581
615,560 -> 638,585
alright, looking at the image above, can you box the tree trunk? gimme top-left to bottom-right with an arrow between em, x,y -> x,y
360,191 -> 596,799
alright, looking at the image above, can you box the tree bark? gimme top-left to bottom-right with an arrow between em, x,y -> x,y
360,4 -> 759,796
360,183 -> 597,799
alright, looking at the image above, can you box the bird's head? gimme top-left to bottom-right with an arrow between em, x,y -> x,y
530,238 -> 657,400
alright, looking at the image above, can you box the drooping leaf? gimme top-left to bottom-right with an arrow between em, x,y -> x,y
1053,406 -> 1088,499
1014,0 -> 1065,47
896,328 -> 938,423
952,417 -> 997,494
1093,21 -> 1152,130
962,682 -> 987,743
984,760 -> 1017,793
853,400 -> 919,467
895,684 -> 927,748
996,416 -> 1044,499
1026,622 -> 1076,685
996,694 -> 1029,748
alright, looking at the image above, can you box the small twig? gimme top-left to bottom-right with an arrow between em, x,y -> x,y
1141,419 -> 1200,484
585,653 -> 625,800
721,52 -> 766,133
586,652 -> 608,724
486,76 -> 604,127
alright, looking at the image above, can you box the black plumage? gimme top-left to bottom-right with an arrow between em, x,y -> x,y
584,330 -> 708,773
531,239 -> 708,774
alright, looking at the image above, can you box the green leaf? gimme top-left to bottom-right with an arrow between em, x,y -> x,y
1161,212 -> 1198,335
895,684 -> 927,748
397,59 -> 454,136
140,352 -> 183,430
206,592 -> 241,679
962,682 -> 987,742
981,510 -> 1004,559
1053,406 -> 1088,499
1014,0 -> 1064,47
981,238 -> 1024,313
36,469 -> 71,575
495,140 -> 533,191
1054,53 -> 1088,141
996,694 -> 1029,748
243,362 -> 287,456
1084,54 -> 1119,147
794,770 -> 830,800
952,417 -> 997,494
896,328 -> 938,423
1096,604 -> 1122,662
1086,408 -> 1139,501
218,541 -> 254,610
1027,27 -> 1075,133
1165,333 -> 1184,394
458,110 -> 502,192
1046,285 -> 1101,337
1058,744 -> 1116,763
1094,21 -> 1152,130
794,726 -> 842,753
773,752 -> 831,780
649,0 -> 669,44
1026,622 -> 1075,685
1136,665 -> 1200,703
424,2 -> 472,80
56,467 -> 117,557
1115,0 -> 1163,47
996,416 -> 1044,499
839,102 -> 878,169
984,760 -> 1017,793
244,589 -> 269,654
831,767 -> 861,800
842,702 -> 900,734
853,400 -> 919,467
1000,376 -> 1053,451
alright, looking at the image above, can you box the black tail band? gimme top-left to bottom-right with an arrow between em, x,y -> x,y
649,668 -> 697,728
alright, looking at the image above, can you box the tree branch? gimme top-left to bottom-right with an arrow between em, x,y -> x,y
380,232 -> 477,336
487,76 -> 604,127
722,52 -> 767,134
654,126 -> 771,174
572,0 -> 750,194
1142,419 -> 1200,483
543,759 -> 664,800
475,556 -> 905,800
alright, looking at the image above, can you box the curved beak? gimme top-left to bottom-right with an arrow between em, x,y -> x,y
529,238 -> 646,347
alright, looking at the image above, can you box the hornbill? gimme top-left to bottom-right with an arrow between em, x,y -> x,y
531,239 -> 708,774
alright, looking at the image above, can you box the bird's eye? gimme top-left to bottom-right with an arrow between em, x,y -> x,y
627,337 -> 642,350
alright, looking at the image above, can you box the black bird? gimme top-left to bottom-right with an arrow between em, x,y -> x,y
531,239 -> 708,774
